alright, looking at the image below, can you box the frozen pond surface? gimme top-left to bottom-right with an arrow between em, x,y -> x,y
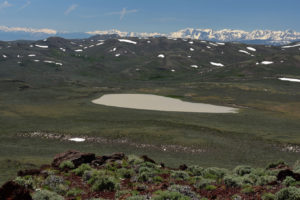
92,94 -> 238,113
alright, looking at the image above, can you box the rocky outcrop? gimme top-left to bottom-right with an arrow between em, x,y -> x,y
277,169 -> 300,181
51,150 -> 95,168
92,152 -> 126,167
0,181 -> 32,200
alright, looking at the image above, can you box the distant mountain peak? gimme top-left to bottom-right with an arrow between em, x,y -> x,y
0,25 -> 300,45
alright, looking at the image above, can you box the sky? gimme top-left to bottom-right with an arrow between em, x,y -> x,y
0,0 -> 300,33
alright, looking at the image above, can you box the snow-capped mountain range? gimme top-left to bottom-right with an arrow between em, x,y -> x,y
1,25 -> 300,45
87,28 -> 300,45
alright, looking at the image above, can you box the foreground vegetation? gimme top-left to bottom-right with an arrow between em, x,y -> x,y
2,150 -> 300,200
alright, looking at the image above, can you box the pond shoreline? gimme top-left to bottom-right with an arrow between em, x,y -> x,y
92,94 -> 238,114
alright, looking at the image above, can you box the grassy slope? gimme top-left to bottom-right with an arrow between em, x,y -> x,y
0,37 -> 300,184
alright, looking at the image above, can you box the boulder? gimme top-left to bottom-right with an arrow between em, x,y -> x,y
0,181 -> 32,200
92,152 -> 126,167
17,169 -> 41,177
52,150 -> 95,168
179,164 -> 188,171
277,169 -> 300,181
141,155 -> 156,164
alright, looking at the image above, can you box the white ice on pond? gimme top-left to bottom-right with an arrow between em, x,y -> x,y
28,54 -> 36,57
158,54 -> 165,58
75,49 -> 83,52
190,48 -> 195,51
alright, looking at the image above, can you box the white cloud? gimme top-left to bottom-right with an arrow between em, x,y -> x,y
107,8 -> 138,20
64,4 -> 78,15
19,1 -> 31,11
0,0 -> 12,10
0,25 -> 57,34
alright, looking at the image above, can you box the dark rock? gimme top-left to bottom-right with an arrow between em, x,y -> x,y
141,155 -> 156,164
52,150 -> 95,168
277,169 -> 300,181
17,169 -> 41,177
0,181 -> 32,200
179,164 -> 188,171
92,152 -> 126,167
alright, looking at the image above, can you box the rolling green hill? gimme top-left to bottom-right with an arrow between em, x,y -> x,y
0,36 -> 300,184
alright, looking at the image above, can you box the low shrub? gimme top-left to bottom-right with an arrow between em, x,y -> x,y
117,168 -> 134,179
234,165 -> 253,176
153,190 -> 191,200
187,165 -> 204,176
128,155 -> 144,165
262,192 -> 275,200
170,170 -> 190,181
59,160 -> 75,170
72,163 -> 92,176
91,176 -> 119,192
205,184 -> 217,191
168,185 -> 199,199
256,175 -> 277,186
202,167 -> 228,180
267,160 -> 287,169
126,195 -> 148,200
283,176 -> 296,187
195,178 -> 215,189
153,176 -> 163,183
32,189 -> 64,200
43,175 -> 68,194
241,186 -> 254,194
275,186 -> 300,200
14,176 -> 35,189
66,188 -> 83,197
223,175 -> 242,188
231,194 -> 242,200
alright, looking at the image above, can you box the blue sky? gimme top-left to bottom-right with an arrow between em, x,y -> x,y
0,0 -> 300,33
